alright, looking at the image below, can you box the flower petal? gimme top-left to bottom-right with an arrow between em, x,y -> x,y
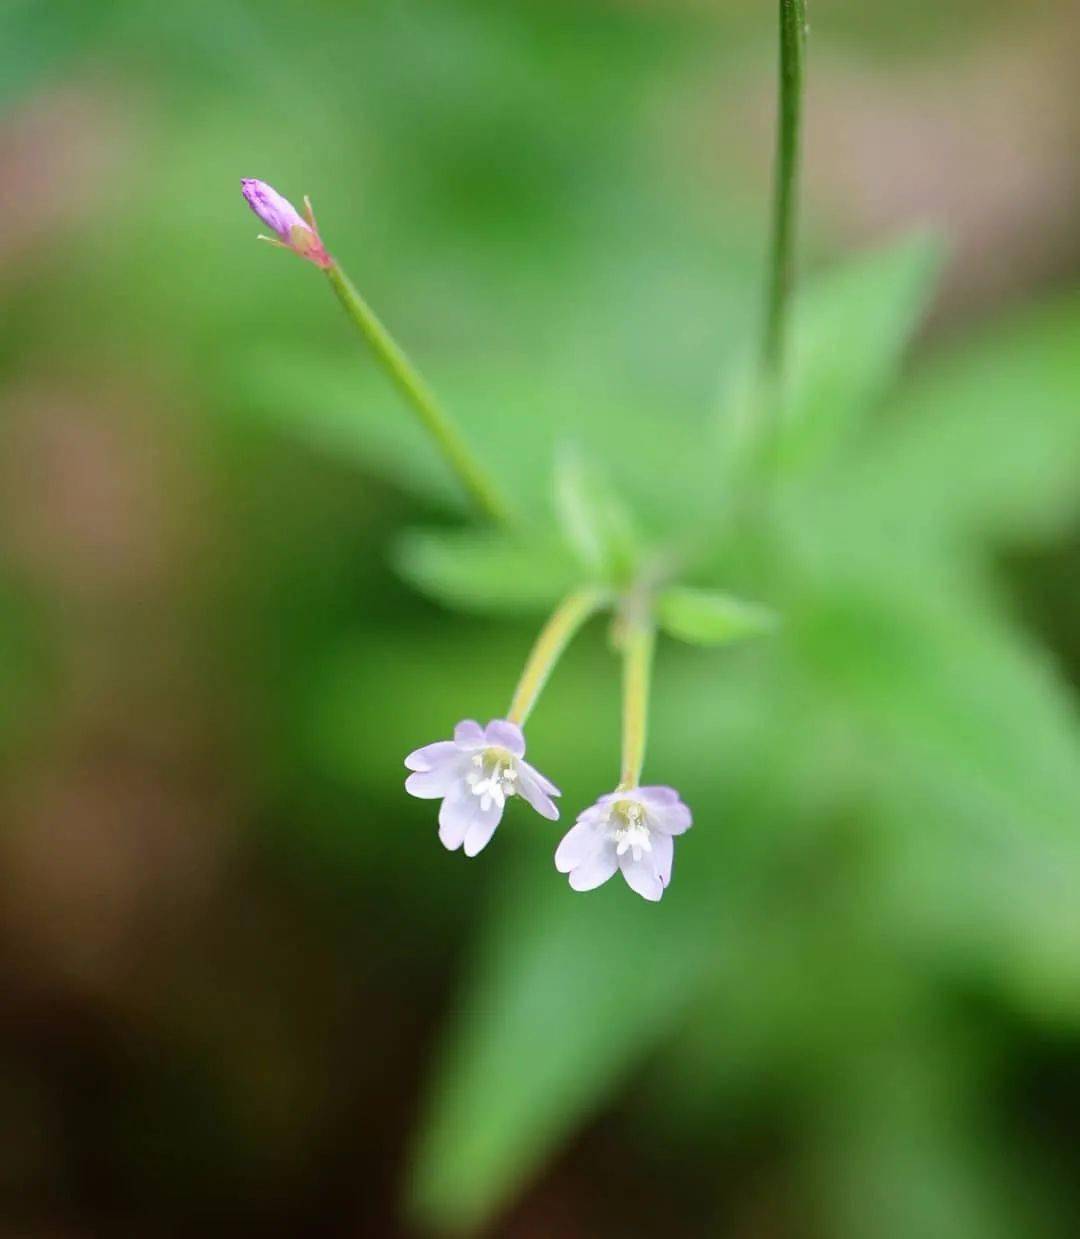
519,759 -> 560,797
620,850 -> 664,902
650,803 -> 692,836
438,785 -> 479,851
569,846 -> 619,891
635,785 -> 678,806
650,830 -> 674,887
454,719 -> 485,749
574,802 -> 610,828
554,819 -> 606,872
516,764 -> 560,820
556,818 -> 620,890
405,765 -> 461,799
241,178 -> 305,238
404,740 -> 458,772
593,791 -> 623,809
463,800 -> 504,857
638,786 -> 692,835
484,719 -> 525,756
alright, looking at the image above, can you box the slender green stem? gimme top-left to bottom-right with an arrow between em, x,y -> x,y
617,617 -> 655,790
325,263 -> 512,525
507,588 -> 606,726
760,0 -> 807,387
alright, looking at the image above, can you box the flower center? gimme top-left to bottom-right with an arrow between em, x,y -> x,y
466,747 -> 518,812
610,798 -> 651,862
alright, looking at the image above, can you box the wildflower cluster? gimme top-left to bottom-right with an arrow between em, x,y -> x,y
241,179 -> 781,901
395,573 -> 694,901
406,718 -> 690,905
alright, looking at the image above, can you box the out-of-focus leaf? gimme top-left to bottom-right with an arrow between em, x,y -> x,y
795,575 -> 1080,1017
553,443 -> 640,583
798,578 -> 1080,839
657,586 -> 778,647
713,234 -> 941,488
235,347 -> 721,539
847,292 -> 1080,544
777,233 -> 943,473
407,844 -> 714,1234
394,528 -> 582,614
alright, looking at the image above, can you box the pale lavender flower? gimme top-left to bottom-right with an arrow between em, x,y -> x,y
241,178 -> 331,268
405,719 -> 561,857
555,786 -> 691,902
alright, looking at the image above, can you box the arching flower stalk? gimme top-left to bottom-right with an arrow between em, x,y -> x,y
404,588 -> 604,856
554,611 -> 692,901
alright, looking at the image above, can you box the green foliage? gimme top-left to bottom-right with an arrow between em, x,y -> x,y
396,252 -> 1080,1229
394,528 -> 579,615
850,292 -> 1080,544
777,233 -> 943,474
268,234 -> 1080,1231
5,2 -> 1080,1234
657,586 -> 778,647
409,851 -> 712,1232
817,581 -> 1080,1013
552,444 -> 640,584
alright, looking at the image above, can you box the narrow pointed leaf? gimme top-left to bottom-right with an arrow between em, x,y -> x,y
847,292 -> 1080,543
778,233 -> 943,472
408,851 -> 713,1233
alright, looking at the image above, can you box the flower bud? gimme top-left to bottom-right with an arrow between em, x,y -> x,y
241,178 -> 331,269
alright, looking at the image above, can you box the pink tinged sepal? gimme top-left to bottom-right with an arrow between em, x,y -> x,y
241,178 -> 331,269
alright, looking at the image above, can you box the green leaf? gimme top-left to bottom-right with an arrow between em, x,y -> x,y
234,347 -> 717,541
408,847 -> 714,1234
794,574 -> 1080,1018
846,291 -> 1080,544
552,443 -> 640,583
776,234 -> 944,474
799,575 -> 1080,843
657,586 -> 778,647
394,527 -> 582,614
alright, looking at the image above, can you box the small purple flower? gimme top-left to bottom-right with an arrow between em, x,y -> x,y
241,178 -> 331,268
405,719 -> 561,857
555,786 -> 691,901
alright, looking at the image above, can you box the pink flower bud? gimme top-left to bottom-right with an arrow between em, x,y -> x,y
241,178 -> 331,269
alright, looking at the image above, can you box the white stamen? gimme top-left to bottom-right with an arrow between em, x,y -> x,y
467,747 -> 518,807
610,798 -> 652,863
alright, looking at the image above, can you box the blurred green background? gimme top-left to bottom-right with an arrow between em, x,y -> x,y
2,1 -> 1080,1235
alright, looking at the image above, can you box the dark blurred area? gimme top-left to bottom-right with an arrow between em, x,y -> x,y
1,1 -> 1080,1236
